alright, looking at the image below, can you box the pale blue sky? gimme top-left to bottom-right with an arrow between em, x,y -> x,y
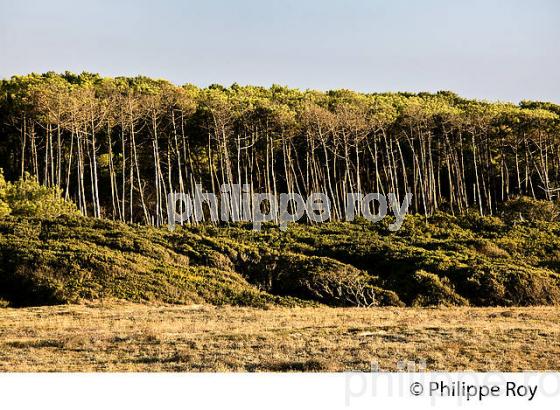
1,0 -> 558,102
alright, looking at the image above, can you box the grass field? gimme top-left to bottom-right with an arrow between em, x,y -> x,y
0,303 -> 558,372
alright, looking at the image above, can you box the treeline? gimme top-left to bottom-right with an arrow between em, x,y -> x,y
1,72 -> 559,225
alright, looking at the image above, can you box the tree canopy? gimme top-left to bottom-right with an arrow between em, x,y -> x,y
1,72 -> 559,225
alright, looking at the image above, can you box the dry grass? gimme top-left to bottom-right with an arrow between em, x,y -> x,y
0,302 -> 559,372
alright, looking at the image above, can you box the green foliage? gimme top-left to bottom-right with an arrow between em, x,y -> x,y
501,196 -> 560,222
0,172 -> 79,218
2,212 -> 560,308
193,213 -> 560,307
0,216 -> 300,308
410,270 -> 468,307
0,171 -> 11,218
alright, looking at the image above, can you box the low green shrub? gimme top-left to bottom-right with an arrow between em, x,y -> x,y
1,211 -> 560,307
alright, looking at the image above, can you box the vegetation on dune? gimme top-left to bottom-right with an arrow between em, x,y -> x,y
0,215 -> 294,308
1,198 -> 560,307
200,205 -> 560,307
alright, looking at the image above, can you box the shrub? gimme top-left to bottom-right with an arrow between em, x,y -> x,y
501,196 -> 560,223
0,172 -> 79,218
2,206 -> 560,308
241,252 -> 403,307
410,270 -> 469,306
0,171 -> 11,217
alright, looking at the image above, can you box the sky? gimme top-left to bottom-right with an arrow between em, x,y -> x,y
0,0 -> 558,103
